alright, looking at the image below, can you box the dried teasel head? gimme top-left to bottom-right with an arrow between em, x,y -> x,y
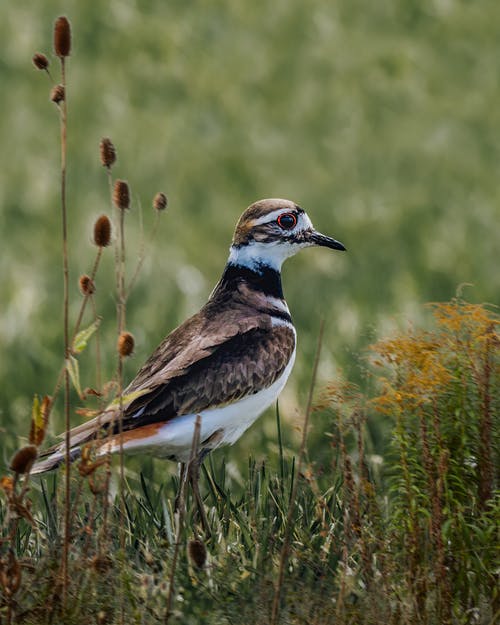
79,274 -> 95,295
99,137 -> 116,169
113,180 -> 130,210
32,53 -> 49,71
50,84 -> 65,104
153,192 -> 168,212
54,16 -> 71,58
188,539 -> 207,569
10,445 -> 38,475
93,214 -> 112,247
118,332 -> 135,357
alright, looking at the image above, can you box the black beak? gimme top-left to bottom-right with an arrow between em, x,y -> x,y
309,230 -> 346,251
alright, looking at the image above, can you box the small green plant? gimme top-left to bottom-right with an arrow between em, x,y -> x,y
369,297 -> 499,624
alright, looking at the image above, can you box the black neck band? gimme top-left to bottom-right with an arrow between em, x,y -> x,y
219,263 -> 284,299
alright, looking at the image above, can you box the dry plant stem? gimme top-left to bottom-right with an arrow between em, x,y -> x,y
58,54 -> 71,611
101,167 -> 116,550
91,296 -> 102,394
43,67 -> 54,83
109,170 -> 120,294
79,483 -> 100,562
95,171 -> 120,562
117,206 -> 126,501
478,329 -> 493,507
70,247 -> 103,347
270,320 -> 325,625
118,206 -> 126,330
117,368 -> 125,625
116,203 -> 126,625
165,415 -> 202,625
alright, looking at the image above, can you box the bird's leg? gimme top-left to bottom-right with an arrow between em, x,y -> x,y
188,449 -> 210,536
174,461 -> 188,512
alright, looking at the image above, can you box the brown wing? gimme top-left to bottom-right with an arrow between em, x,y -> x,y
124,303 -> 266,395
121,324 -> 295,432
62,296 -> 288,444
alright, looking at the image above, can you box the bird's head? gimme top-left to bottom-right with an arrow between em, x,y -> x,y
228,198 -> 346,271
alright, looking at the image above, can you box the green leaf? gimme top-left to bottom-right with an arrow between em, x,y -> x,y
66,355 -> 83,400
73,318 -> 101,354
29,394 -> 41,445
29,394 -> 51,446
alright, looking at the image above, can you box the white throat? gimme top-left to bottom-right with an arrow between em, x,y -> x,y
228,240 -> 301,271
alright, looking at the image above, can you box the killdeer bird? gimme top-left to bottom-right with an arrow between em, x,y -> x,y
32,199 -> 345,476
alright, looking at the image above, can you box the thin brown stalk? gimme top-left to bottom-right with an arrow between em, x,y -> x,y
109,171 -> 120,294
101,168 -> 116,552
118,204 -> 126,331
70,247 -> 103,347
117,194 -> 127,625
58,53 -> 71,610
117,341 -> 125,623
165,415 -> 202,624
478,327 -> 494,508
90,296 -> 102,395
426,401 -> 450,622
270,320 -> 324,625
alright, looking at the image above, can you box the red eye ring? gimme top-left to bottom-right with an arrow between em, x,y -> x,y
277,212 -> 297,230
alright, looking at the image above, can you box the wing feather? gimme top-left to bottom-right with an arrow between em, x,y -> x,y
122,324 -> 295,432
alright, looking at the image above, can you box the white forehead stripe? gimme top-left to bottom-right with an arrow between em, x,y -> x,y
251,209 -> 314,230
252,208 -> 297,226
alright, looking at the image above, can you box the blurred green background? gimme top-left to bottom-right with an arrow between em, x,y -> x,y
1,0 -> 499,468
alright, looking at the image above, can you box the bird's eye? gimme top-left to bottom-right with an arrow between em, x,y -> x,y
277,213 -> 297,230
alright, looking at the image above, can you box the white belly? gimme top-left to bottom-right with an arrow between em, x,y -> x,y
110,346 -> 296,461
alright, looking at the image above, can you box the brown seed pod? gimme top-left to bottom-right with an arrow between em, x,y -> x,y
32,53 -> 49,70
153,192 -> 168,212
79,274 -> 95,295
50,84 -> 65,104
118,332 -> 135,357
188,539 -> 207,569
10,445 -> 38,475
99,137 -> 116,168
93,214 -> 112,247
113,180 -> 130,210
54,16 -> 71,57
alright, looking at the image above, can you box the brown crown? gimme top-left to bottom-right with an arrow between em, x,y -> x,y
232,199 -> 300,246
